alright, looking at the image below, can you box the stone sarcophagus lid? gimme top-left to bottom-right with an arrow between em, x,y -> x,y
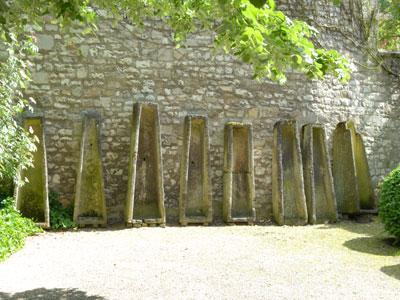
16,116 -> 50,228
332,121 -> 375,215
223,122 -> 256,224
272,120 -> 308,226
179,115 -> 212,226
301,124 -> 337,224
353,129 -> 376,210
73,111 -> 107,227
125,102 -> 165,227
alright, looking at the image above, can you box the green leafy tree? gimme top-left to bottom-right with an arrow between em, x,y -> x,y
1,0 -> 354,179
378,0 -> 400,50
0,0 -> 97,179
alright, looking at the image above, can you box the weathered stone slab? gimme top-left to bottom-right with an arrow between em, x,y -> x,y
272,120 -> 307,226
179,115 -> 212,225
301,124 -> 337,224
333,121 -> 376,213
73,111 -> 107,227
15,117 -> 50,228
125,102 -> 165,226
354,131 -> 376,209
332,121 -> 360,215
223,122 -> 255,224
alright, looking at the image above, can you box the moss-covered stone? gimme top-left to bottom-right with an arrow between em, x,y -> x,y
332,120 -> 375,214
301,124 -> 337,224
223,122 -> 255,224
335,120 -> 376,213
332,121 -> 360,215
125,102 -> 165,226
73,112 -> 107,227
179,115 -> 212,225
15,117 -> 49,228
272,120 -> 307,226
354,132 -> 376,209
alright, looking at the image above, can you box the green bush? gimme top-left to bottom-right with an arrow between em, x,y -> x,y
0,197 -> 42,262
379,166 -> 400,241
0,177 -> 14,200
49,191 -> 76,230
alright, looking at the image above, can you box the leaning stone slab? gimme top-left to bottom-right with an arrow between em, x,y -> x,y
332,121 -> 360,215
73,111 -> 107,227
223,122 -> 256,224
354,130 -> 376,210
15,117 -> 50,228
272,120 -> 308,226
179,115 -> 212,226
125,102 -> 166,227
301,124 -> 337,224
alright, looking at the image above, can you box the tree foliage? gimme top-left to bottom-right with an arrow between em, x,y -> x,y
0,0 -> 353,179
378,0 -> 400,50
95,0 -> 351,82
0,0 -> 96,179
0,39 -> 37,180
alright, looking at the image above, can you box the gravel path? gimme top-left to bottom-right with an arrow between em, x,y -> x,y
0,221 -> 399,299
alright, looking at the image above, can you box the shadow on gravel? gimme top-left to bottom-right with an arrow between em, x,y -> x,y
343,237 -> 399,256
0,288 -> 106,300
317,218 -> 400,256
381,264 -> 400,281
317,217 -> 383,235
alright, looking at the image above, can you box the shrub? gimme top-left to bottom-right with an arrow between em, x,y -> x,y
49,191 -> 76,230
0,177 -> 14,200
379,166 -> 400,241
0,197 -> 42,262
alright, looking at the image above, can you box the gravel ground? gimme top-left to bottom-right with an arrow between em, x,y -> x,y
0,220 -> 399,300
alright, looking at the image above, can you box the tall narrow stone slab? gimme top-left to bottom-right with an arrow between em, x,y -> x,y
15,117 -> 49,228
125,102 -> 165,226
333,121 -> 376,214
354,132 -> 375,209
272,120 -> 307,226
223,122 -> 256,224
179,115 -> 212,225
332,121 -> 360,214
301,124 -> 337,224
73,112 -> 107,227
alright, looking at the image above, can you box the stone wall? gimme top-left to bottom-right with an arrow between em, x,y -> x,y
26,0 -> 400,223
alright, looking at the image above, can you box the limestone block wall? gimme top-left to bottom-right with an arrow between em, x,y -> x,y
26,0 -> 400,223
